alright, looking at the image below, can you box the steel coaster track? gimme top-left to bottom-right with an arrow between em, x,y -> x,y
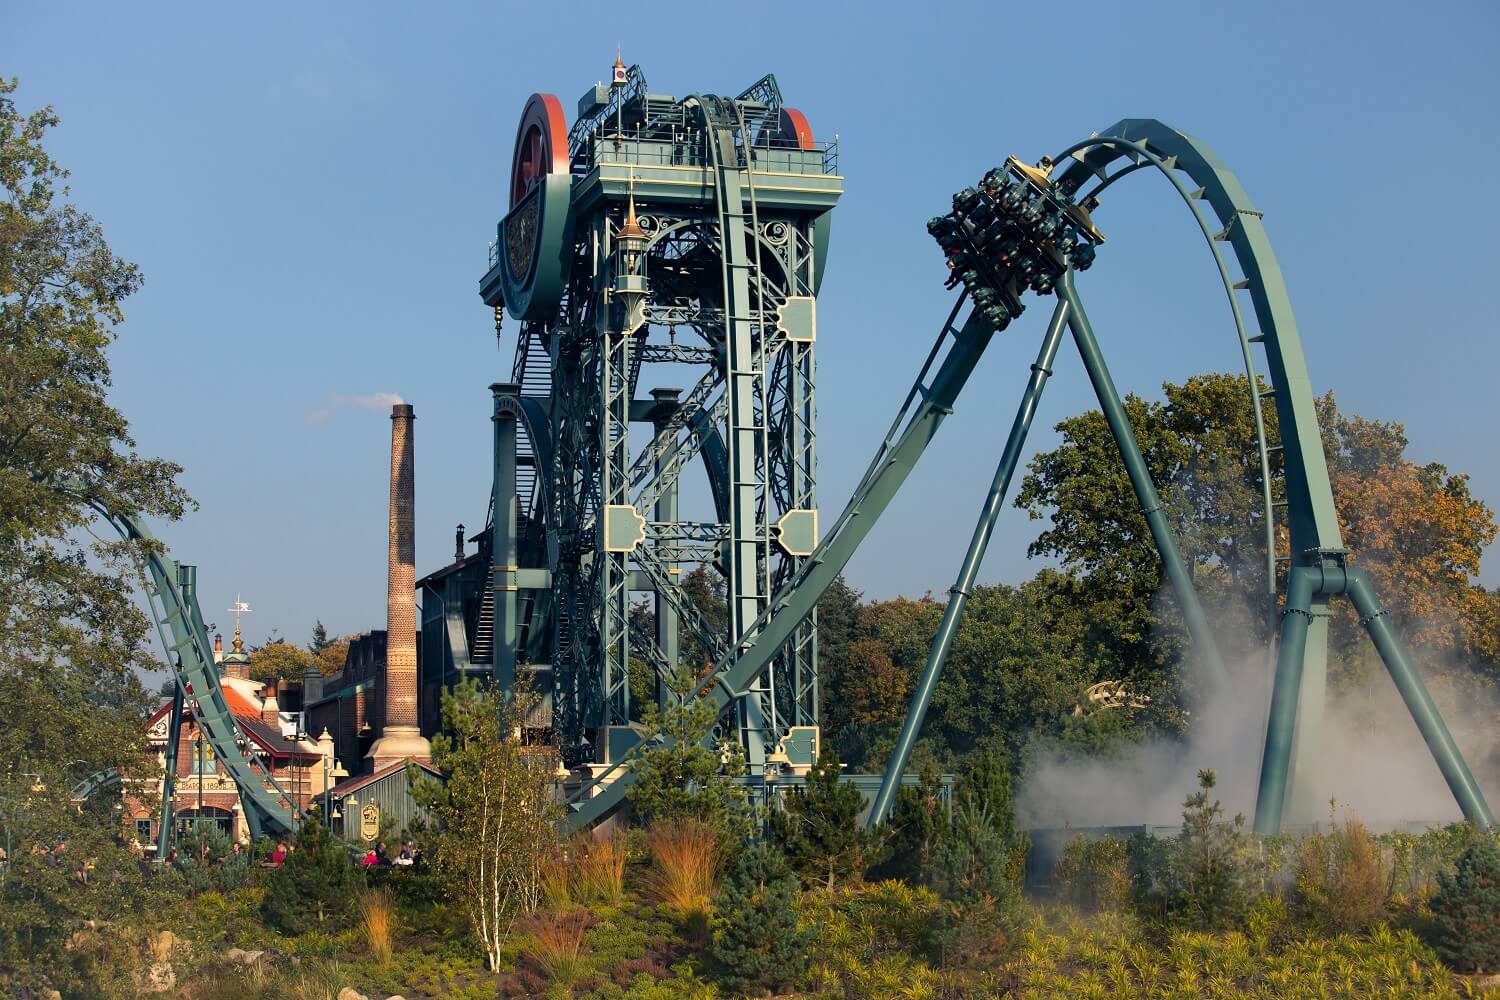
93,504 -> 299,848
559,118 -> 1495,835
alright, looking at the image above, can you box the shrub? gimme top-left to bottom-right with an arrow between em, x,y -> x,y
358,888 -> 395,966
1128,769 -> 1257,931
519,908 -> 596,989
1294,815 -> 1387,933
930,751 -> 1027,907
874,758 -> 944,886
1052,834 -> 1130,912
709,844 -> 813,993
769,746 -> 875,889
572,829 -> 627,904
641,818 -> 723,926
1429,831 -> 1500,973
260,809 -> 362,934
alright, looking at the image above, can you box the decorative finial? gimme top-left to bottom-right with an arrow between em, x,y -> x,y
231,628 -> 244,654
620,169 -> 645,241
612,49 -> 628,86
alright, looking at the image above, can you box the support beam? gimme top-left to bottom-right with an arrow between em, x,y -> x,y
868,298 -> 1071,828
1346,570 -> 1494,829
491,383 -> 520,692
651,388 -> 682,710
1253,565 -> 1318,833
157,687 -> 184,858
1056,271 -> 1229,690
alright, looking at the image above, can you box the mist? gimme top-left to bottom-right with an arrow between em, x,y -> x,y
1016,640 -> 1500,832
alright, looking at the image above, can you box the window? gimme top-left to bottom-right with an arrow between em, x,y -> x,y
135,819 -> 153,843
192,740 -> 217,776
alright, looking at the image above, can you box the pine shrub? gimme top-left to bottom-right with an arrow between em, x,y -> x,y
930,751 -> 1028,907
708,844 -> 813,994
769,746 -> 873,889
260,809 -> 362,934
1429,832 -> 1500,973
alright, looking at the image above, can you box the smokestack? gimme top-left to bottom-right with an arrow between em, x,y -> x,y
368,402 -> 430,769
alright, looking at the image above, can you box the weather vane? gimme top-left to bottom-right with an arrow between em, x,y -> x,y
227,594 -> 252,637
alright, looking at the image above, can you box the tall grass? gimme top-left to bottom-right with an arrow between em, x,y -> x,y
572,830 -> 627,904
521,909 -> 593,987
357,889 -> 394,966
541,850 -> 572,908
641,818 -> 722,921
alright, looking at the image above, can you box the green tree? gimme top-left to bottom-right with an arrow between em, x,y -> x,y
875,757 -> 945,885
708,844 -> 813,994
626,667 -> 750,841
769,746 -> 873,888
1128,769 -> 1255,931
1429,832 -> 1500,974
248,636 -> 314,683
930,750 -> 1027,907
260,808 -> 362,934
408,677 -> 559,970
309,620 -> 330,653
0,76 -> 189,993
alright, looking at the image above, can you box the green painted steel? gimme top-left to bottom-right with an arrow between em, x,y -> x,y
1254,565 -> 1318,833
566,302 -> 997,829
94,505 -> 299,844
868,298 -> 1071,829
1057,273 -> 1229,690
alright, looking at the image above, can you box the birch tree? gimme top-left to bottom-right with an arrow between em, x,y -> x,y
409,676 -> 559,969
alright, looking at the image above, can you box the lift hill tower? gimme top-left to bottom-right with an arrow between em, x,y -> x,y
456,65 -> 840,773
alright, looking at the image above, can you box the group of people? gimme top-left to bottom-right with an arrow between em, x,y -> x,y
360,840 -> 417,868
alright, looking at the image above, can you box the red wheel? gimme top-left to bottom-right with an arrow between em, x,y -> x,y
510,93 -> 569,208
777,107 -> 815,150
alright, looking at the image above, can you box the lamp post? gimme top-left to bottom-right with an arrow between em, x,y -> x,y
324,760 -> 347,828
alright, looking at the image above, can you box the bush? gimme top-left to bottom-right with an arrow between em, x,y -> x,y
1294,815 -> 1388,933
1429,831 -> 1500,973
709,844 -> 813,994
358,887 -> 395,966
260,810 -> 362,934
930,751 -> 1027,907
1128,769 -> 1257,931
769,746 -> 875,889
572,829 -> 627,904
641,818 -> 722,925
1052,834 -> 1130,912
874,758 -> 944,886
518,908 -> 596,991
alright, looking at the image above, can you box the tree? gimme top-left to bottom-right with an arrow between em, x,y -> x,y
769,746 -> 873,888
0,76 -> 189,992
1128,769 -> 1255,931
309,620 -> 330,653
260,808 -> 363,934
1429,832 -> 1500,974
626,667 -> 750,841
248,636 -> 314,683
930,751 -> 1027,906
408,677 -> 559,970
708,844 -> 813,994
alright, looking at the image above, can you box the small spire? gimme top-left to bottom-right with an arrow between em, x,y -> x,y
612,49 -> 628,86
231,628 -> 244,654
620,168 -> 645,241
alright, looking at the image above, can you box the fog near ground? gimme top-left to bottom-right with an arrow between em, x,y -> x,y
1016,640 -> 1500,831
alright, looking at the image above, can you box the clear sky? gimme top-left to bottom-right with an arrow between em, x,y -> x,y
6,1 -> 1498,654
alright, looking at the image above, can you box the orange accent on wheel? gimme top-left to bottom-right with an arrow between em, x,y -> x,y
510,93 -> 569,208
778,108 -> 815,150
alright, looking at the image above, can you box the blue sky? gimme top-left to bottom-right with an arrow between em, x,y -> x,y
7,0 -> 1498,652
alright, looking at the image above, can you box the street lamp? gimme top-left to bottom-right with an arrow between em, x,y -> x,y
324,760 -> 348,826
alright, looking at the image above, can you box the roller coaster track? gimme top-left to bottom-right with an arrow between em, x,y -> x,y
92,503 -> 299,850
561,118 -> 1495,835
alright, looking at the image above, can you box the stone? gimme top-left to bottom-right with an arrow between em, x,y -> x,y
224,946 -> 265,966
150,929 -> 179,961
42,991 -> 61,1000
336,990 -> 369,1000
131,962 -> 176,994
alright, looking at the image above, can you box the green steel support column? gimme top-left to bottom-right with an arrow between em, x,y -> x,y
868,298 -> 1071,828
1287,603 -> 1330,823
1056,272 -> 1229,690
651,388 -> 681,710
156,687 -> 184,857
491,383 -> 520,692
1253,565 -> 1317,833
567,306 -> 997,829
1346,570 -> 1495,829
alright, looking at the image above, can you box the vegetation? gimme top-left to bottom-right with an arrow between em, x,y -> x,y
1430,832 -> 1500,973
260,809 -> 362,934
768,746 -> 874,889
408,676 -> 559,970
708,844 -> 812,994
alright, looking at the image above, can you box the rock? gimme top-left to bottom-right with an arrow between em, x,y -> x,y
42,991 -> 61,1000
385,996 -> 408,1000
150,929 -> 179,961
224,946 -> 265,966
131,962 -> 176,994
336,990 -> 369,1000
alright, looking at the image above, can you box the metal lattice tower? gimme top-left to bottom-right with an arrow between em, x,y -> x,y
473,66 -> 840,773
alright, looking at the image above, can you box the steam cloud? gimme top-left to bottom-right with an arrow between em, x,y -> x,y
1016,638 -> 1500,832
309,392 -> 406,425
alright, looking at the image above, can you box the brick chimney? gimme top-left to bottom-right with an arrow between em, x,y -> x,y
368,402 -> 430,769
261,680 -> 280,725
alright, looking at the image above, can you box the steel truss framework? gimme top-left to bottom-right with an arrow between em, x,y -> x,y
561,118 -> 1496,835
484,70 -> 834,771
